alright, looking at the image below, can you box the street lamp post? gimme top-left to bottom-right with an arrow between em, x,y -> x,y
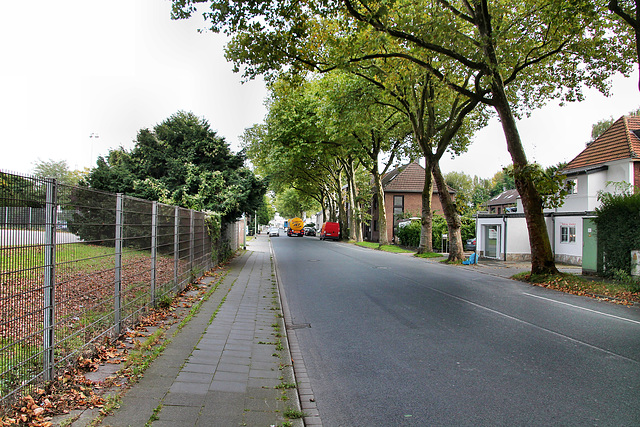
89,132 -> 99,167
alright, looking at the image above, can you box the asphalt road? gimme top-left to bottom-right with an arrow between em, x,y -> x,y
272,235 -> 640,426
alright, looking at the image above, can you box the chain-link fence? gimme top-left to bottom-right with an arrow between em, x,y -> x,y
0,171 -> 243,409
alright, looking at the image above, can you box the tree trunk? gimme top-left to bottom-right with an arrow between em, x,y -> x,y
345,158 -> 359,241
433,164 -> 464,261
336,170 -> 347,240
373,170 -> 389,245
491,82 -> 558,274
418,160 -> 434,253
474,2 -> 558,275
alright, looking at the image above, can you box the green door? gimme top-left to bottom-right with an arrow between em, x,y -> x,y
582,218 -> 600,274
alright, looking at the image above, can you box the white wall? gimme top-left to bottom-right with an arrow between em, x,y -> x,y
553,215 -> 583,264
476,213 -> 583,265
505,217 -> 531,257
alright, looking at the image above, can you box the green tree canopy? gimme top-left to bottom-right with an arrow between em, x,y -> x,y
32,159 -> 85,187
83,111 -> 266,222
173,0 -> 634,273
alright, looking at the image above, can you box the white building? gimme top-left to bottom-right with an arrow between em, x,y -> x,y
476,115 -> 640,265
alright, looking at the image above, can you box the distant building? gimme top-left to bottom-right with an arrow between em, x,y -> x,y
366,161 -> 455,242
485,189 -> 518,214
476,115 -> 640,266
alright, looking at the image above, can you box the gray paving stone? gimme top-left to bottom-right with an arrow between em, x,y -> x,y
249,368 -> 281,379
176,371 -> 214,384
213,371 -> 247,382
216,363 -> 250,374
219,355 -> 251,366
100,237 -> 306,427
157,405 -> 201,423
169,381 -> 210,395
182,363 -> 218,374
209,380 -> 247,393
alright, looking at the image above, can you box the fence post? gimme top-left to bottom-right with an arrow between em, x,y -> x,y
43,179 -> 57,381
151,201 -> 158,307
174,206 -> 179,290
190,210 -> 194,281
114,194 -> 123,336
202,214 -> 207,270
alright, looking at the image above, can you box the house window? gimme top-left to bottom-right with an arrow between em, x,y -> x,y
566,178 -> 578,194
393,195 -> 404,216
561,225 -> 576,243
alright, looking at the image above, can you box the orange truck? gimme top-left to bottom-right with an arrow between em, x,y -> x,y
287,217 -> 305,237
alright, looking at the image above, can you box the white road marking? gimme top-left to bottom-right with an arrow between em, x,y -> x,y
524,293 -> 640,326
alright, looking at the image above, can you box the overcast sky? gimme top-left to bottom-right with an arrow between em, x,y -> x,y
1,0 -> 638,180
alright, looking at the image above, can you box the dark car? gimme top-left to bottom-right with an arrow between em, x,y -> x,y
304,226 -> 316,236
464,238 -> 476,251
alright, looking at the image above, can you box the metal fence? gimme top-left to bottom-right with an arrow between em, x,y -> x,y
0,171 -> 242,409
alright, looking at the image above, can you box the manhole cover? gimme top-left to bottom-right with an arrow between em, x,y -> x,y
308,259 -> 320,262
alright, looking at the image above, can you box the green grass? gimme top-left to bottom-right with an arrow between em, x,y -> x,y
354,241 -> 414,253
355,241 -> 381,249
0,243 -> 162,280
283,408 -> 306,419
415,252 -> 445,259
512,272 -> 640,304
379,245 -> 414,253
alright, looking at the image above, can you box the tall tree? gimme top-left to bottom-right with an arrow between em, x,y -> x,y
84,111 -> 266,222
315,71 -> 411,244
608,0 -> 640,90
338,1 -> 633,272
174,0 -> 633,273
347,58 -> 487,258
32,159 -> 85,187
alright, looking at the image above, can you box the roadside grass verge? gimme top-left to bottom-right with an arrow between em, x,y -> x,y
354,241 -> 414,253
415,252 -> 444,259
354,241 -> 380,249
513,272 -> 640,305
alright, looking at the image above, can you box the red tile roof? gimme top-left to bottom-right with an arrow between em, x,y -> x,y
563,116 -> 640,171
382,162 -> 454,194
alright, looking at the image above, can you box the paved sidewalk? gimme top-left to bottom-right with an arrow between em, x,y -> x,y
455,258 -> 582,279
101,235 -> 303,427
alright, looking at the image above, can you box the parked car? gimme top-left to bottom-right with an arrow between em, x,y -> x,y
304,226 -> 316,236
268,227 -> 279,237
319,222 -> 340,241
464,238 -> 476,251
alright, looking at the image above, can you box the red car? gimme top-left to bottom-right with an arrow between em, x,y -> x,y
319,222 -> 340,241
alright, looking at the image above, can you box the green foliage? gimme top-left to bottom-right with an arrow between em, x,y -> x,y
590,107 -> 640,142
396,221 -> 421,247
32,159 -> 85,187
505,163 -> 570,209
397,214 -> 469,250
591,117 -> 615,142
460,215 -> 476,242
0,172 -> 45,208
594,184 -> 640,276
256,194 -> 276,225
82,111 -> 266,223
274,188 -> 319,219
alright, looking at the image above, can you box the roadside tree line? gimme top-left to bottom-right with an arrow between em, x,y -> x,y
173,0 -> 635,273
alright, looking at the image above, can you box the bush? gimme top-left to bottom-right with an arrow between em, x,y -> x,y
396,214 -> 457,250
397,221 -> 421,247
594,187 -> 640,276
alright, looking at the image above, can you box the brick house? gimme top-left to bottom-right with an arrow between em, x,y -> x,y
365,161 -> 455,242
475,115 -> 640,266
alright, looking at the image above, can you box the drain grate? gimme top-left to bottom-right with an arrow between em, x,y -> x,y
287,323 -> 311,330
